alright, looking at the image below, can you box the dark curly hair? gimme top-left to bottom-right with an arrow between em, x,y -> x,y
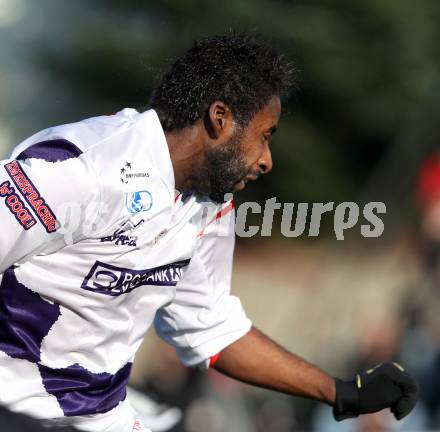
150,33 -> 294,131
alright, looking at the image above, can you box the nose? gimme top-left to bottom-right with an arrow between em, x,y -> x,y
258,145 -> 273,175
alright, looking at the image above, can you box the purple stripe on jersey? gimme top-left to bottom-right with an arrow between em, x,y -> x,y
16,139 -> 82,162
0,268 -> 60,362
39,362 -> 132,416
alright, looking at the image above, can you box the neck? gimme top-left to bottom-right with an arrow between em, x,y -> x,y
165,125 -> 205,191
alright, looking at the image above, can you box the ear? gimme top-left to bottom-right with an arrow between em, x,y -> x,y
205,101 -> 234,139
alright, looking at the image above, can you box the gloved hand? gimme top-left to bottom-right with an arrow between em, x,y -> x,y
333,362 -> 418,421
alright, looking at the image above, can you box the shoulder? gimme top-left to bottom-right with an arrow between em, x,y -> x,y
10,108 -> 149,158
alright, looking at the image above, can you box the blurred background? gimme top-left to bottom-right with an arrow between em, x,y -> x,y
1,0 -> 440,431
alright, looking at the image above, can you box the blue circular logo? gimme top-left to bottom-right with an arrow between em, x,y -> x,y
125,190 -> 153,213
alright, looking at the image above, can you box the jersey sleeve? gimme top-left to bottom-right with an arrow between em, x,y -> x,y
0,140 -> 100,273
154,203 -> 252,368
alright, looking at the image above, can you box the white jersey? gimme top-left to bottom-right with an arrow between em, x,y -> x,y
0,108 -> 251,430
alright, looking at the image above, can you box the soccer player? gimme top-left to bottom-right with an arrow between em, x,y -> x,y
0,34 -> 417,432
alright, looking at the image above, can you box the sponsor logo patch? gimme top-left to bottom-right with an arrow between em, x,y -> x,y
0,180 -> 37,230
4,160 -> 57,233
100,219 -> 145,247
125,190 -> 153,214
120,161 -> 149,185
81,259 -> 190,296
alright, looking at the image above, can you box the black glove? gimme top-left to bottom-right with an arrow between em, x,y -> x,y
333,362 -> 418,421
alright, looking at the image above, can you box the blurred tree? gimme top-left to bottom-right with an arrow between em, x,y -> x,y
30,0 -> 440,224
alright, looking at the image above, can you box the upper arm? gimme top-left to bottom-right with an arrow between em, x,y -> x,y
0,140 -> 100,273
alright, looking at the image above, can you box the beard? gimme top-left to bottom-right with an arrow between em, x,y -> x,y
188,130 -> 249,203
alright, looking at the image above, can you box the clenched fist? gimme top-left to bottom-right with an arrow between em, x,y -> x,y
333,362 -> 418,421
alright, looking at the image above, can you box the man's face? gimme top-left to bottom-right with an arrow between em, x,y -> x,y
193,96 -> 281,203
